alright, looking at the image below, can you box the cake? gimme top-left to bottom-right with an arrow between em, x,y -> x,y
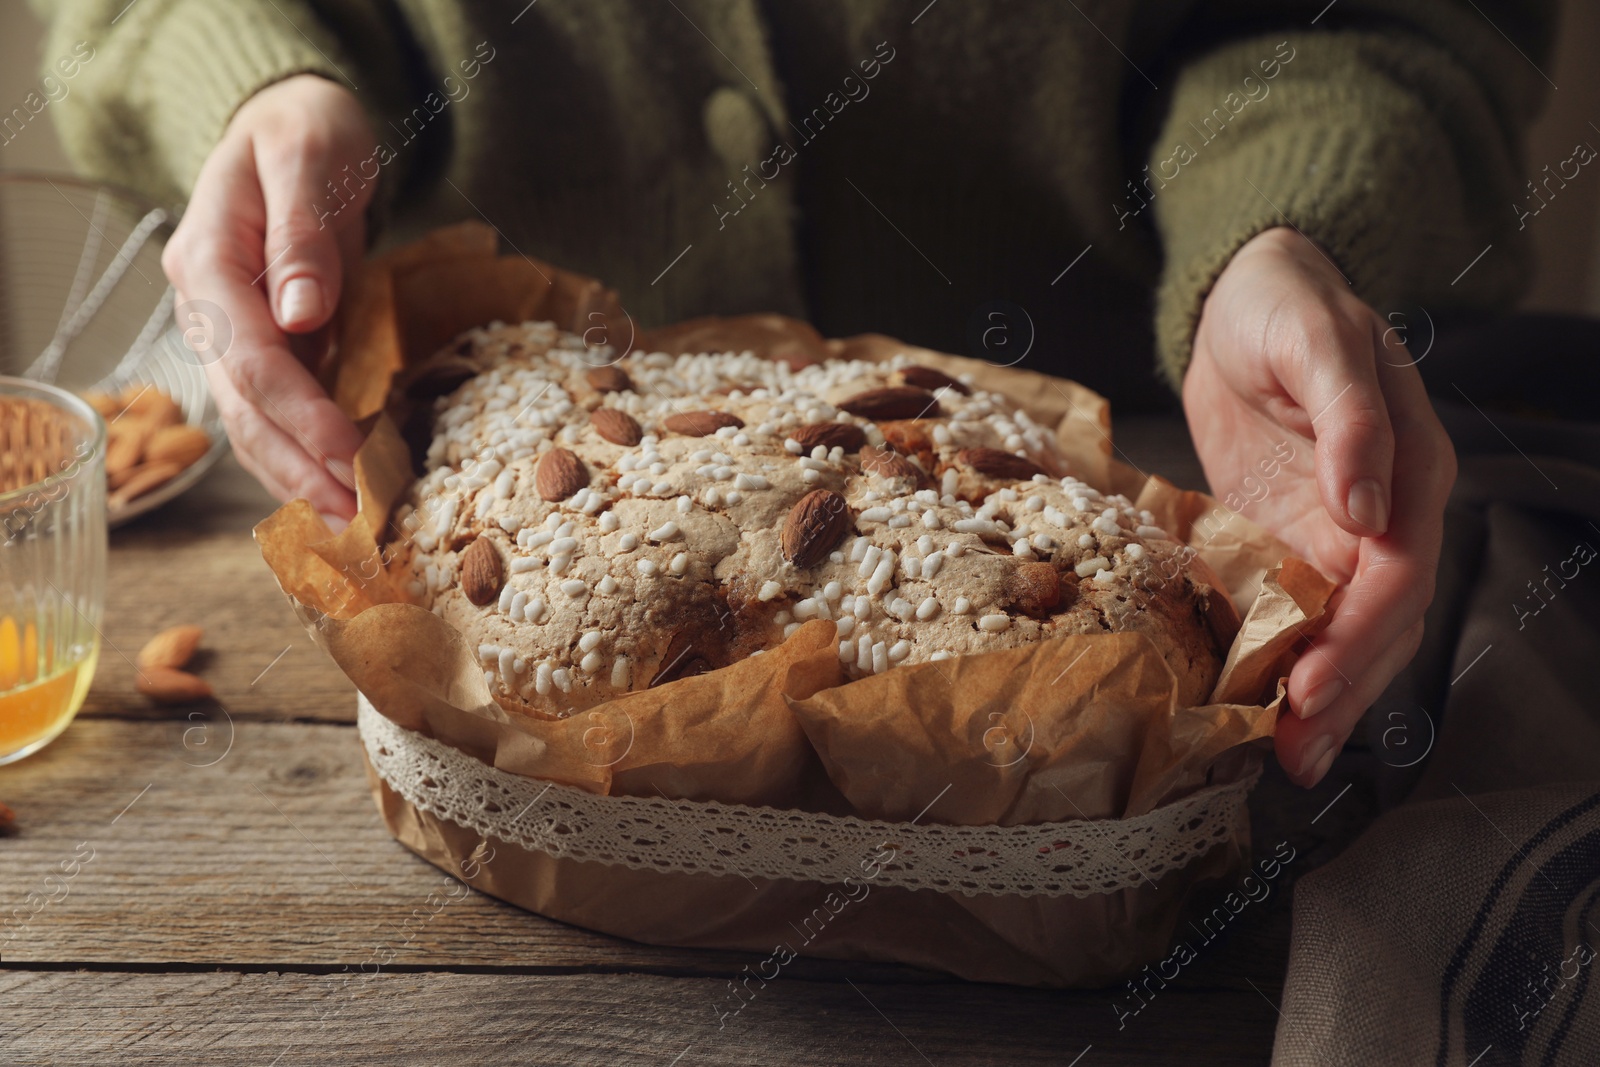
393,321 -> 1229,719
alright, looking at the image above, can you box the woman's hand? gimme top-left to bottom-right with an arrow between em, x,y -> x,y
161,74 -> 375,523
1185,227 -> 1457,787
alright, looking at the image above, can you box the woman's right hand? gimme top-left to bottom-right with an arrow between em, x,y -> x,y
161,74 -> 376,523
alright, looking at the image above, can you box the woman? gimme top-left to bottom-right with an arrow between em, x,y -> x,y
30,0 -> 1554,786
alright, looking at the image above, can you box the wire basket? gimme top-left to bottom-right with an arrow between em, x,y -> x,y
0,172 -> 226,525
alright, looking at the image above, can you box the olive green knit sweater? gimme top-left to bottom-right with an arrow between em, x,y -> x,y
27,0 -> 1554,401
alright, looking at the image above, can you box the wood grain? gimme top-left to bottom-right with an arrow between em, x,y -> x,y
2,719 -> 757,974
85,456 -> 356,723
0,970 -> 1277,1066
0,718 -> 1294,990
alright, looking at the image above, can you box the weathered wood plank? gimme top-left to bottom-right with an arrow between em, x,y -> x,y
87,533 -> 356,722
85,455 -> 356,723
0,719 -> 1293,994
2,719 -> 771,975
0,970 -> 1277,1066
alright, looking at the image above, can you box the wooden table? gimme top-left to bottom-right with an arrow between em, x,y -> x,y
1,421 -> 1372,1065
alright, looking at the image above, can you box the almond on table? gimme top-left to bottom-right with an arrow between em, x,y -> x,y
136,625 -> 204,671
135,665 -> 214,705
134,625 -> 211,704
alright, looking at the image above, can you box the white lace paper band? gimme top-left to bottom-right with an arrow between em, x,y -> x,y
358,697 -> 1257,899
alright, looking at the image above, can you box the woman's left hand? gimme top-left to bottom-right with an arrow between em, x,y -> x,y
1184,227 -> 1457,787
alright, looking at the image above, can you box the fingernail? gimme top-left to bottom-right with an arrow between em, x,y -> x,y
1296,677 -> 1345,719
1299,735 -> 1335,783
1309,743 -> 1338,787
319,511 -> 350,535
1347,478 -> 1388,534
279,277 -> 324,329
325,457 -> 357,492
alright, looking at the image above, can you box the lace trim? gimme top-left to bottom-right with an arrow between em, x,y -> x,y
358,698 -> 1256,899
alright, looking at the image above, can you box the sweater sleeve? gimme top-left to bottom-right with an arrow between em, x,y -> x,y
27,0 -> 424,210
1147,2 -> 1557,387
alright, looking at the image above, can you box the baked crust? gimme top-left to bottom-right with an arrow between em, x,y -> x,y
396,322 -> 1226,718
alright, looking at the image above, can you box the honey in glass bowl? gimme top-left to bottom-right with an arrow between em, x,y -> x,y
0,379 -> 106,764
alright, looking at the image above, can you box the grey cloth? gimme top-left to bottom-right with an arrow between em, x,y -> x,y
1274,317 -> 1600,1065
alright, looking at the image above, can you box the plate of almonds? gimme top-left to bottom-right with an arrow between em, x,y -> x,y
79,331 -> 228,526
